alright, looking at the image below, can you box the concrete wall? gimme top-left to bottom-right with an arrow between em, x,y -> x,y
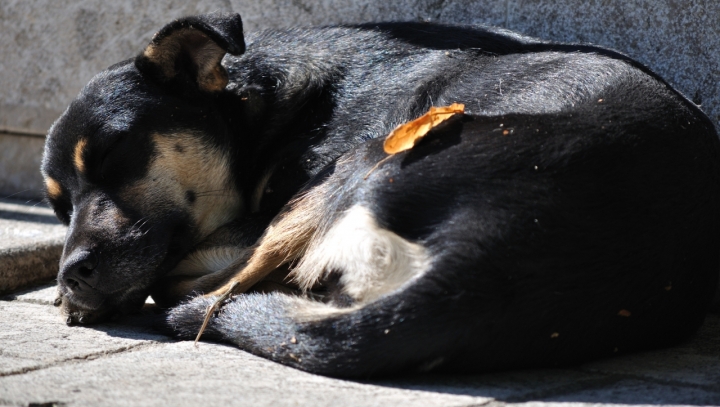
2,0 -> 719,136
0,133 -> 47,199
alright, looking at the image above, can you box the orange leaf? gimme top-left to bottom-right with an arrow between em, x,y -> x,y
383,103 -> 465,154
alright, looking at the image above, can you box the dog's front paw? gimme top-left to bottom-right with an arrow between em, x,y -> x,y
166,295 -> 223,340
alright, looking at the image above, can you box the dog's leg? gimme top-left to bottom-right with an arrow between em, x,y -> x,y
189,188 -> 327,342
168,288 -> 457,377
152,256 -> 249,306
154,253 -> 303,306
151,216 -> 270,306
154,187 -> 324,307
203,187 -> 326,298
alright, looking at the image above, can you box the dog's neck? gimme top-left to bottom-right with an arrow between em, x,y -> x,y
217,60 -> 338,219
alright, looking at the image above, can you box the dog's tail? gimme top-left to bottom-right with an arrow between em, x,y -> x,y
167,288 -> 462,378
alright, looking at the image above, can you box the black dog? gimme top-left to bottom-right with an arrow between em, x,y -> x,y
42,13 -> 720,377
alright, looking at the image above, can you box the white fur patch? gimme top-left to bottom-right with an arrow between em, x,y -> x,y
291,205 -> 431,303
288,297 -> 360,322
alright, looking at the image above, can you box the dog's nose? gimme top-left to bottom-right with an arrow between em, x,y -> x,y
60,250 -> 99,292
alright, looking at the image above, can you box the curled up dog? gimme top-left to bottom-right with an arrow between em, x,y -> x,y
41,13 -> 720,377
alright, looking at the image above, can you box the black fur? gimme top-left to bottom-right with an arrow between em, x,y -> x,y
43,13 -> 720,376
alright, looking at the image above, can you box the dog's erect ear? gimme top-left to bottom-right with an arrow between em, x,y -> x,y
135,13 -> 245,93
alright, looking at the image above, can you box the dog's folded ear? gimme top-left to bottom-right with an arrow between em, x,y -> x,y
135,13 -> 245,93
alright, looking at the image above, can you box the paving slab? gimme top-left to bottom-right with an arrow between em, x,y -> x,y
0,301 -> 168,376
0,198 -> 66,293
0,287 -> 598,407
0,199 -> 65,248
522,378 -> 720,405
2,284 -> 720,407
0,341 -> 494,407
2,283 -> 59,306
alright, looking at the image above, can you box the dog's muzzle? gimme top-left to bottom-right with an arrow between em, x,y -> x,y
58,249 -> 105,309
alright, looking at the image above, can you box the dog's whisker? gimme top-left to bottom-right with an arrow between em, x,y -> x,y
130,217 -> 148,230
0,189 -> 36,201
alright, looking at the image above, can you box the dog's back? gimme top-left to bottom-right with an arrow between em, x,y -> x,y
169,22 -> 720,376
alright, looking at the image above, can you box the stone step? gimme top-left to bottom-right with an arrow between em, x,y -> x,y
0,197 -> 66,293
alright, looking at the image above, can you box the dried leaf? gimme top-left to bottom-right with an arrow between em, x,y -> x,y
383,103 -> 465,154
194,281 -> 239,346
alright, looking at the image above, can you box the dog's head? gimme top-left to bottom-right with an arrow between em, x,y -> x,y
41,13 -> 247,324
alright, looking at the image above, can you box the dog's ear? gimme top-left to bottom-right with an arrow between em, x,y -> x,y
135,13 -> 245,93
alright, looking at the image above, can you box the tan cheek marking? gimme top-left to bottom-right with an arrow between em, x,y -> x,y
45,177 -> 62,200
73,138 -> 88,173
144,133 -> 242,237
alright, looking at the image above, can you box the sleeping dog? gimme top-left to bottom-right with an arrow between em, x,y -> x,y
42,13 -> 720,377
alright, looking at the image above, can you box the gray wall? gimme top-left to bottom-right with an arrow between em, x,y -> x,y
1,0 -> 719,136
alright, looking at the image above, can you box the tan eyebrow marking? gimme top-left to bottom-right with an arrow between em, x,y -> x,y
73,138 -> 88,173
45,177 -> 62,199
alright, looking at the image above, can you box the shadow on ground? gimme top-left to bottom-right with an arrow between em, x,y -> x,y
91,303 -> 720,406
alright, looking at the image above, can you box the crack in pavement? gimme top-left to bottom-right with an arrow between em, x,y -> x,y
0,342 -> 159,378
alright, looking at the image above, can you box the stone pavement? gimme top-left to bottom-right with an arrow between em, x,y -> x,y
0,198 -> 65,293
2,199 -> 720,407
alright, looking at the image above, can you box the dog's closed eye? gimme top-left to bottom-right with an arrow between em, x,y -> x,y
91,133 -> 154,185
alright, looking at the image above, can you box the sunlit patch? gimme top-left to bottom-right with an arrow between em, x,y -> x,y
73,138 -> 88,173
